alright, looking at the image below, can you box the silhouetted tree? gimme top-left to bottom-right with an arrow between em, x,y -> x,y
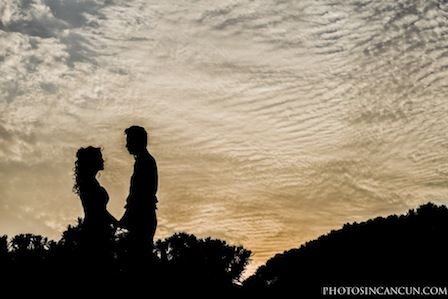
243,202 -> 448,297
0,235 -> 7,258
0,235 -> 9,280
11,202 -> 447,297
153,232 -> 252,292
0,222 -> 251,296
4,233 -> 56,290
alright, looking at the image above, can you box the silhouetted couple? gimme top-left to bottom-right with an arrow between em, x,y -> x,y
73,125 -> 158,271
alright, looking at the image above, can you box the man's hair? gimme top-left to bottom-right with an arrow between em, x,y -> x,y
125,125 -> 148,146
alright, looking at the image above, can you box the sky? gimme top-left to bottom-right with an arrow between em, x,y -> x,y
1,0 -> 448,278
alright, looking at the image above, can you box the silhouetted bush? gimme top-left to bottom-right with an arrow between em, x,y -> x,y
4,202 -> 447,297
1,219 -> 252,296
153,232 -> 251,291
242,202 -> 448,297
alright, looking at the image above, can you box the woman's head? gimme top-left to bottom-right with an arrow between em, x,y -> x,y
73,146 -> 104,195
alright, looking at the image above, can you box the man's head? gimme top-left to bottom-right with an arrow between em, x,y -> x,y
125,125 -> 148,155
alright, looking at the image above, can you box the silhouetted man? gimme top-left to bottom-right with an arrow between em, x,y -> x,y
120,125 -> 158,265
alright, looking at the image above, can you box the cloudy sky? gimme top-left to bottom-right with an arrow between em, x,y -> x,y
1,0 -> 448,277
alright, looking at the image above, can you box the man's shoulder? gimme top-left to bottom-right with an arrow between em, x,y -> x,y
138,152 -> 157,167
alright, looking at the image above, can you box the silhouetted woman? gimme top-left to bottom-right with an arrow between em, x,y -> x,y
73,146 -> 118,246
73,146 -> 119,283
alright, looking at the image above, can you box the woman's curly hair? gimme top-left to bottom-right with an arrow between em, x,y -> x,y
73,146 -> 103,196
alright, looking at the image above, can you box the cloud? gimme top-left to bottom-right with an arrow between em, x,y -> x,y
2,0 -> 448,278
0,0 -> 110,36
0,0 -> 116,106
0,0 -> 64,38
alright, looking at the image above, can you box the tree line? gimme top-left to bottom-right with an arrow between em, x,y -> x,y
2,202 -> 447,297
1,219 -> 251,296
243,202 -> 448,297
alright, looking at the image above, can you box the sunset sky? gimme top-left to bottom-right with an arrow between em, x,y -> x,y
1,0 -> 448,277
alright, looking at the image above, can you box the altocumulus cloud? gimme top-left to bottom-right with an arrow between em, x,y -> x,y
0,0 -> 136,238
2,0 -> 448,279
0,0 -> 112,103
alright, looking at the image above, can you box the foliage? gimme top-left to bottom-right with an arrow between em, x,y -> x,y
242,202 -> 448,297
0,221 -> 252,296
154,232 -> 252,287
3,202 -> 447,297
